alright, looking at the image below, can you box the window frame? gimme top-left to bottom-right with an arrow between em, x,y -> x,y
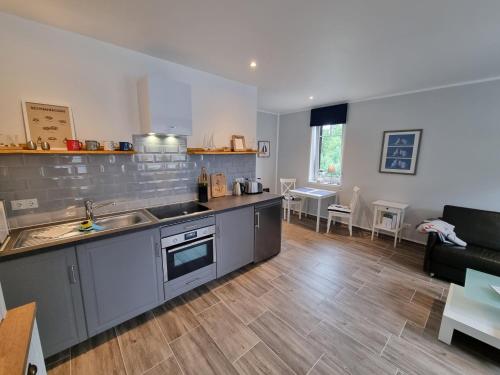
308,123 -> 346,186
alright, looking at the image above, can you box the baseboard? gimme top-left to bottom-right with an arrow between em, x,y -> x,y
353,223 -> 426,245
291,211 -> 426,246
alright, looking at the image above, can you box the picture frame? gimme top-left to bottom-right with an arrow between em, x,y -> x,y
231,135 -> 246,151
22,100 -> 76,150
257,140 -> 270,158
379,129 -> 422,175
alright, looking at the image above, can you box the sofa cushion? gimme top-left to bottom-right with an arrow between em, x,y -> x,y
442,205 -> 500,251
432,243 -> 500,277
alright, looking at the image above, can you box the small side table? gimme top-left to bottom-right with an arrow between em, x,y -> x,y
371,200 -> 409,247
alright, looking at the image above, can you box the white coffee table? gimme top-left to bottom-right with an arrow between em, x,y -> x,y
439,270 -> 500,349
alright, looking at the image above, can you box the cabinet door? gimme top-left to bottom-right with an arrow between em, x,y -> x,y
0,247 -> 87,357
77,229 -> 163,336
255,200 -> 282,262
216,206 -> 255,277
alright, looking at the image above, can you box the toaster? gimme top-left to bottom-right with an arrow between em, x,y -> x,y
244,179 -> 263,194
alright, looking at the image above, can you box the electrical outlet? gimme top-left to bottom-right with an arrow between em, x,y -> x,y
11,198 -> 38,211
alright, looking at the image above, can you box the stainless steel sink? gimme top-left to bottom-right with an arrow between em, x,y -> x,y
11,211 -> 151,250
95,212 -> 149,229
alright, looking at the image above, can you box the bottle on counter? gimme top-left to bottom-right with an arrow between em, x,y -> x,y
198,166 -> 209,202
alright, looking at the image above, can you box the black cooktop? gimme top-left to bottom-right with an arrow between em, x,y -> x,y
147,201 -> 211,220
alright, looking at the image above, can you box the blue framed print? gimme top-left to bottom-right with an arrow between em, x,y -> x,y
379,129 -> 422,175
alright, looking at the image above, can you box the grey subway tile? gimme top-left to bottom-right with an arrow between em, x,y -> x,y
0,155 -> 25,167
24,155 -> 87,165
41,165 -> 75,177
0,179 -> 28,192
154,154 -> 171,162
8,166 -> 44,178
134,154 -> 155,163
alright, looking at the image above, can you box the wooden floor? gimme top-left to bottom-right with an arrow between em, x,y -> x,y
47,216 -> 500,375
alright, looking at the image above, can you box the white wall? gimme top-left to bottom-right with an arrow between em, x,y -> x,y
0,13 -> 257,147
278,79 -> 500,243
256,112 -> 278,193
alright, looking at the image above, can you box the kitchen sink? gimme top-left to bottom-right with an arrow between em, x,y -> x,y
94,212 -> 150,228
11,211 -> 152,250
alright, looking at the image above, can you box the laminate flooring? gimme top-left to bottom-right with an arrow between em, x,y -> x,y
46,216 -> 500,375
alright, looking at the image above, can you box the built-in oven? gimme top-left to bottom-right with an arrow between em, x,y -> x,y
161,224 -> 216,281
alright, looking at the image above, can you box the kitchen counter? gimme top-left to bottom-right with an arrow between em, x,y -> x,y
202,192 -> 282,212
0,193 -> 282,261
0,209 -> 160,261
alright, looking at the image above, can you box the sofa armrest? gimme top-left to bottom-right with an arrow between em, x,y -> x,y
423,232 -> 440,273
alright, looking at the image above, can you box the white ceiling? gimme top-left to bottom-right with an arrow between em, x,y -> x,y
2,0 -> 500,113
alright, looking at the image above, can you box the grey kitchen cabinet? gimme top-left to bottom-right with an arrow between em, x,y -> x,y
0,247 -> 87,358
77,228 -> 163,336
216,206 -> 255,277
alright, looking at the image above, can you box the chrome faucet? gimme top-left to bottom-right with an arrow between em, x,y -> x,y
84,200 -> 116,222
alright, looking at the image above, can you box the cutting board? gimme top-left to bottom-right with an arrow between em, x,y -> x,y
210,173 -> 227,198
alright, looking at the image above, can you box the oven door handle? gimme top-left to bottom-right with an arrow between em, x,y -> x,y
166,237 -> 214,254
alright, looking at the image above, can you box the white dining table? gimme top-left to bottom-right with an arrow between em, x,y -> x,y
289,187 -> 337,232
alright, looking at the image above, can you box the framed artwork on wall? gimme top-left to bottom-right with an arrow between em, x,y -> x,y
379,129 -> 422,175
22,100 -> 76,150
231,135 -> 246,151
257,140 -> 270,158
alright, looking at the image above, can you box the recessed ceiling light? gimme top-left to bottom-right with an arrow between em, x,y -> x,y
309,96 -> 314,100
250,61 -> 257,69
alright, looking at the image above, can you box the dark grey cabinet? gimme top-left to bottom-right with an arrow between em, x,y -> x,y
0,247 -> 87,357
77,229 -> 163,336
216,206 -> 255,277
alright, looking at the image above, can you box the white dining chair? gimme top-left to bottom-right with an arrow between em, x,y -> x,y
326,186 -> 360,236
280,178 -> 304,223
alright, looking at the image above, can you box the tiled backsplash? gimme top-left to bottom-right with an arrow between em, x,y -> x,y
0,135 -> 256,228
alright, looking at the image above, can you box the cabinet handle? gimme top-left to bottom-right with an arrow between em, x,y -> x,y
186,277 -> 201,285
255,212 -> 260,229
155,242 -> 161,257
27,363 -> 38,375
68,265 -> 77,284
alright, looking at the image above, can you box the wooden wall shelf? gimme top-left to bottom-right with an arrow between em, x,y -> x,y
187,148 -> 257,155
0,302 -> 36,375
0,150 -> 136,155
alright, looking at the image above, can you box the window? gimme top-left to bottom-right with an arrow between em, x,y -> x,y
309,124 -> 344,185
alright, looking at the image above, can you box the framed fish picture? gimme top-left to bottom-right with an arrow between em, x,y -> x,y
258,140 -> 270,158
22,100 -> 76,149
379,129 -> 422,175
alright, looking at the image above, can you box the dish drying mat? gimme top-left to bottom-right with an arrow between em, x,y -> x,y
32,226 -> 75,239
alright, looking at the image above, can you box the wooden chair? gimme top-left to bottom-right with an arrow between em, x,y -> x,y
326,186 -> 360,236
280,178 -> 304,223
